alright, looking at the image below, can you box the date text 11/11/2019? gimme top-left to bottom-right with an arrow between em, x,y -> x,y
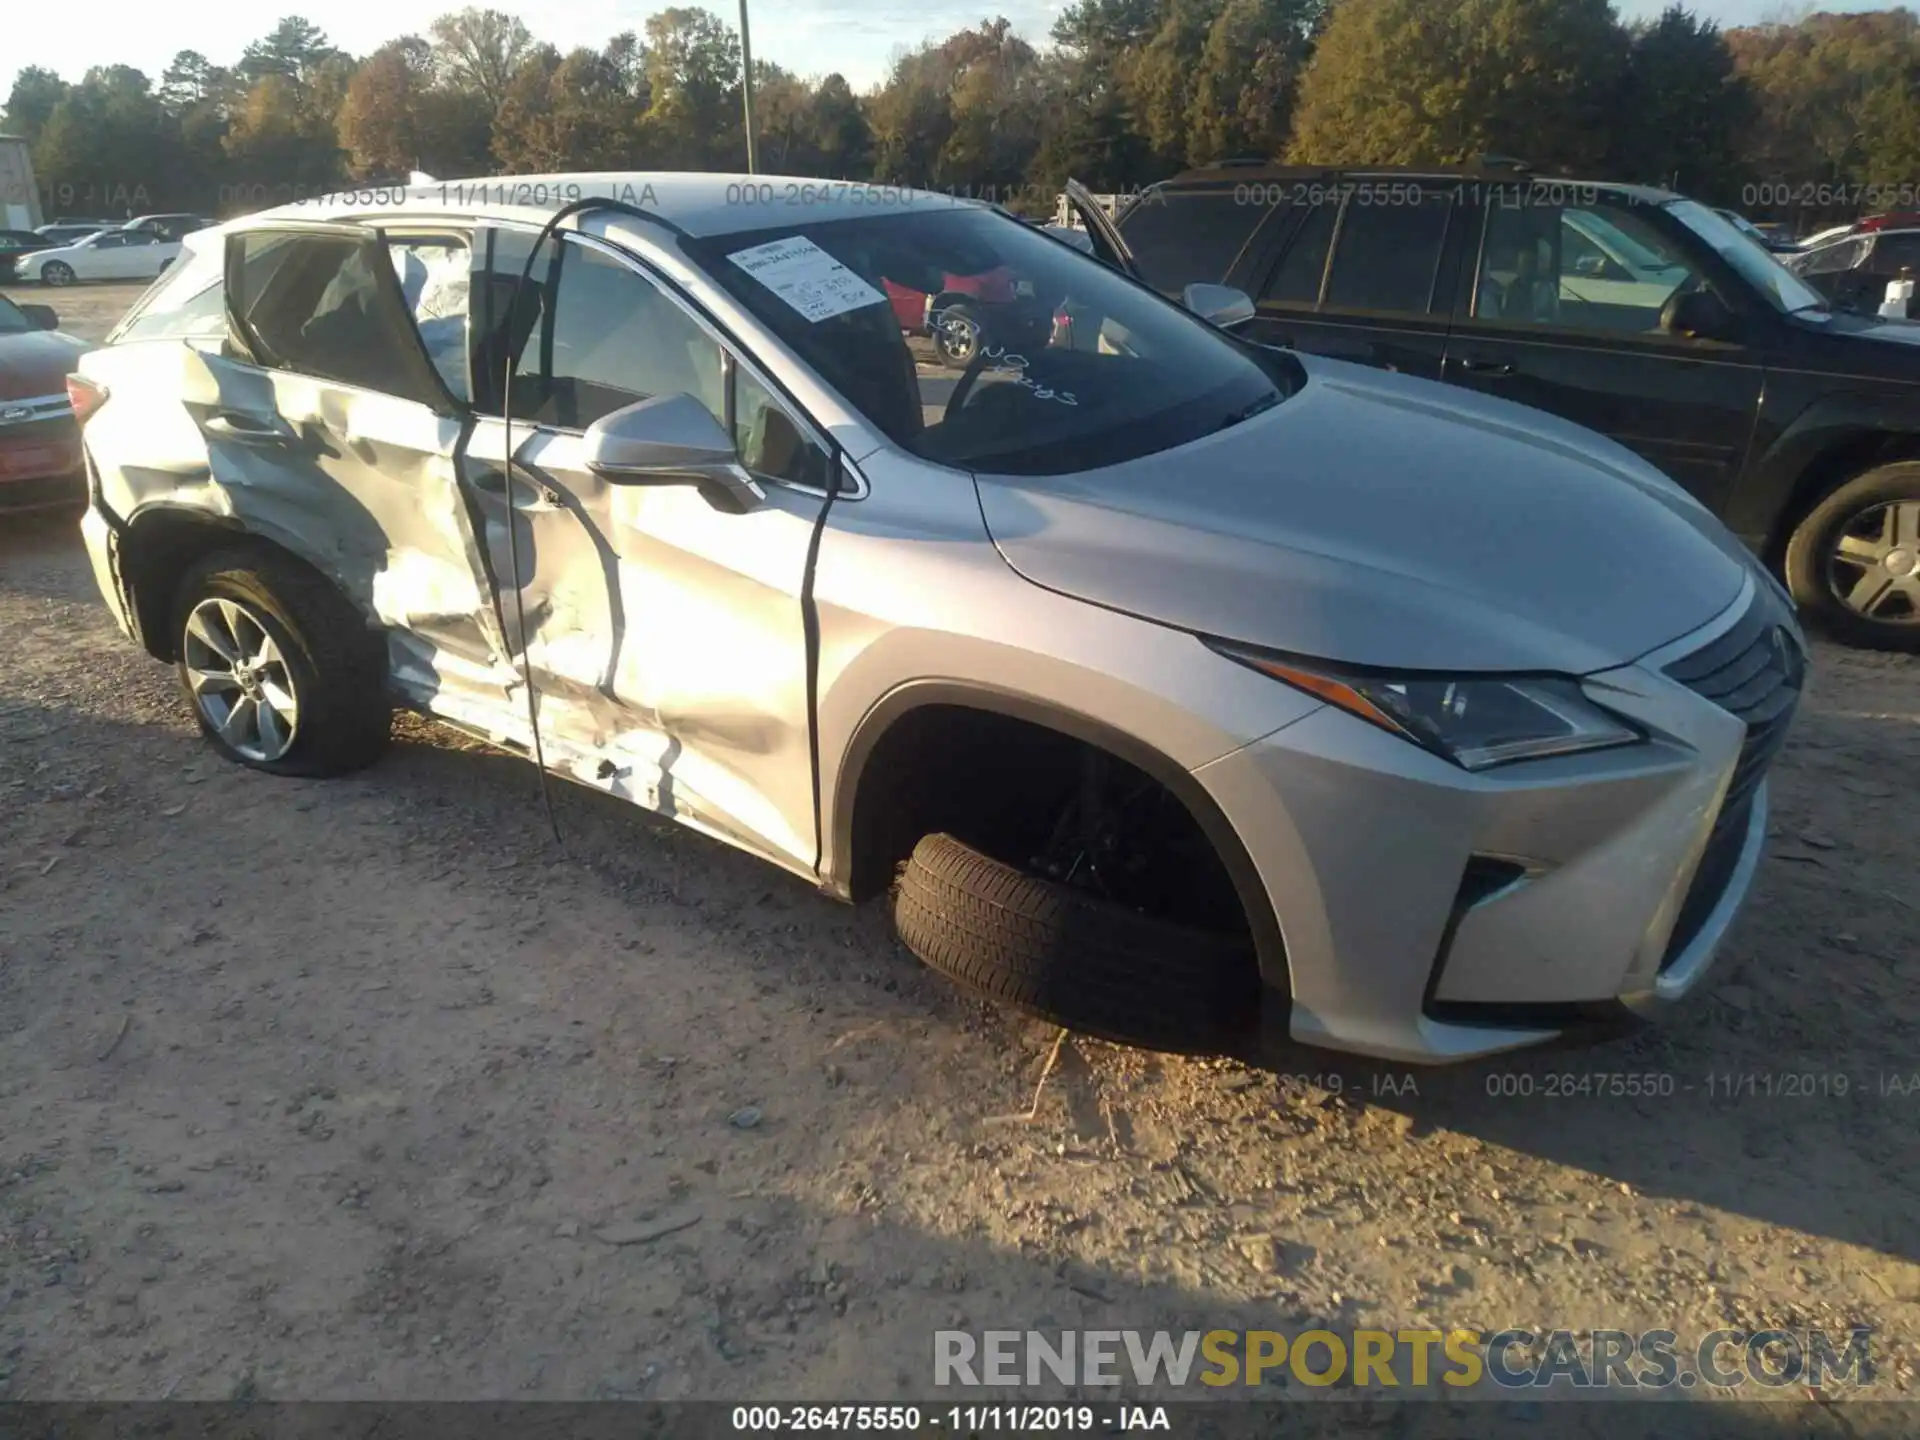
728,1406 -> 1171,1432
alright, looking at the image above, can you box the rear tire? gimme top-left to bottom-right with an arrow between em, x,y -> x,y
893,832 -> 1260,1052
171,545 -> 391,777
1784,462 -> 1920,651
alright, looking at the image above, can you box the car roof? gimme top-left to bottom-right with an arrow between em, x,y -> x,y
1142,161 -> 1680,207
241,172 -> 990,240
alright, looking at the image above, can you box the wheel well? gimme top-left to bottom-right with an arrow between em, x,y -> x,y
1769,431 -> 1920,565
842,701 -> 1280,968
118,510 -> 265,661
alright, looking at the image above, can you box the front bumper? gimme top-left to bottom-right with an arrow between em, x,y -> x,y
1194,576 -> 1803,1064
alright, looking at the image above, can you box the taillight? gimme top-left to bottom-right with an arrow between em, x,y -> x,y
65,374 -> 108,427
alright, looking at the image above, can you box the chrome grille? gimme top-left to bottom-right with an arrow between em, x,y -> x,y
1658,594 -> 1806,968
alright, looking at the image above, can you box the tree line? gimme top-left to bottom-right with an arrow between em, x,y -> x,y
6,3 -> 1920,226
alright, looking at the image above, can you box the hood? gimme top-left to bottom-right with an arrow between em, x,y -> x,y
974,357 -> 1752,674
0,328 -> 89,401
1786,309 -> 1920,378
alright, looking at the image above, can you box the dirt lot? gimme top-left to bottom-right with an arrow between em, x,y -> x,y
2,281 -> 1917,1430
3,278 -> 146,342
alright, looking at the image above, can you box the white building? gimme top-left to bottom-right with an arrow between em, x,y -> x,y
0,136 -> 43,230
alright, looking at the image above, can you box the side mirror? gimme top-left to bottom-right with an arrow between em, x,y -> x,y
19,304 -> 58,331
1182,282 -> 1255,329
582,393 -> 764,514
1660,288 -> 1742,344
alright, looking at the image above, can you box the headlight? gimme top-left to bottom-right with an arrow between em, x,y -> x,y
1215,647 -> 1641,771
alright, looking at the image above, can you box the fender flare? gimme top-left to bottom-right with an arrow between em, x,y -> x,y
1735,392 -> 1920,552
828,678 -> 1289,994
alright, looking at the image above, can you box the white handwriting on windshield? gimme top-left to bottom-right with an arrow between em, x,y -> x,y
981,343 -> 1078,407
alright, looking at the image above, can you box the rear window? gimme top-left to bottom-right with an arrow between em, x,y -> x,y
1117,190 -> 1271,295
109,234 -> 226,345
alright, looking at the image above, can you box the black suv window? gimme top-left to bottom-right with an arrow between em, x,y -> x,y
1473,198 -> 1710,335
1323,195 -> 1452,315
1119,190 -> 1270,294
1260,202 -> 1337,307
1873,234 -> 1920,273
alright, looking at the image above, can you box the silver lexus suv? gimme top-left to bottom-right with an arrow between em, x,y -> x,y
69,174 -> 1805,1064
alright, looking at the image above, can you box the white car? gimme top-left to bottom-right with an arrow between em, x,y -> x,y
13,228 -> 180,286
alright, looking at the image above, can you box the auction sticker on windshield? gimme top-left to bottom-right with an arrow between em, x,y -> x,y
727,236 -> 887,323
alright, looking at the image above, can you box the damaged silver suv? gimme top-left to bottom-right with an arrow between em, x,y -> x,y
72,175 -> 1804,1064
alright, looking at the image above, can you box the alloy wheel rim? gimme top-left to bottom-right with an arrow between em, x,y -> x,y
182,598 -> 301,761
44,263 -> 72,286
1826,499 -> 1920,624
936,312 -> 978,362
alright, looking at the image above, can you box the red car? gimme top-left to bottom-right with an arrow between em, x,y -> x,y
881,266 -> 1020,367
0,293 -> 89,509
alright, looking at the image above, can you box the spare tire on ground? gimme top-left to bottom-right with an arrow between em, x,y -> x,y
892,832 -> 1261,1052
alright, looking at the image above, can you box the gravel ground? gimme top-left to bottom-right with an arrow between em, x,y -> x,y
2,279 -> 148,339
0,281 -> 1916,1435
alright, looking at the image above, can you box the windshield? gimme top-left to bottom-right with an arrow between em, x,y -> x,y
0,295 -> 28,333
1569,210 -> 1679,275
1666,199 -> 1827,313
687,206 -> 1289,476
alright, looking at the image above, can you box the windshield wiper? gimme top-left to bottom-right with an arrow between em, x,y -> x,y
1217,392 -> 1282,432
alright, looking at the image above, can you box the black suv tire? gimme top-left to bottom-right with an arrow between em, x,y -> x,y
171,545 -> 392,776
1784,461 -> 1920,651
893,832 -> 1260,1051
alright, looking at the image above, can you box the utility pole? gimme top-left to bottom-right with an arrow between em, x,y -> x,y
739,0 -> 758,174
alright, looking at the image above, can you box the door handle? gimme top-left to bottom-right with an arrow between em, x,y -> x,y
1455,357 -> 1515,377
202,411 -> 290,443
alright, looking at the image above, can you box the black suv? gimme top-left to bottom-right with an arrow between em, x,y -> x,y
1085,165 -> 1920,650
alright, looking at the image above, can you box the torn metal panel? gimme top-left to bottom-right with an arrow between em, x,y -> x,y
463,409 -> 819,871
84,335 -> 520,720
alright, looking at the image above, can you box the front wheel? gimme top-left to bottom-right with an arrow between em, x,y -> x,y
1784,462 -> 1920,650
40,260 -> 75,286
172,545 -> 392,776
893,832 -> 1260,1052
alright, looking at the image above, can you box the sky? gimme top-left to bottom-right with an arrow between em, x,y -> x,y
0,0 -> 1904,101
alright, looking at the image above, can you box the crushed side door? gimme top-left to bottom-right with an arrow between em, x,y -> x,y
194,220 -> 514,715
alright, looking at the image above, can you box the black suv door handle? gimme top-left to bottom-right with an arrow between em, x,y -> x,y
1455,357 -> 1515,377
